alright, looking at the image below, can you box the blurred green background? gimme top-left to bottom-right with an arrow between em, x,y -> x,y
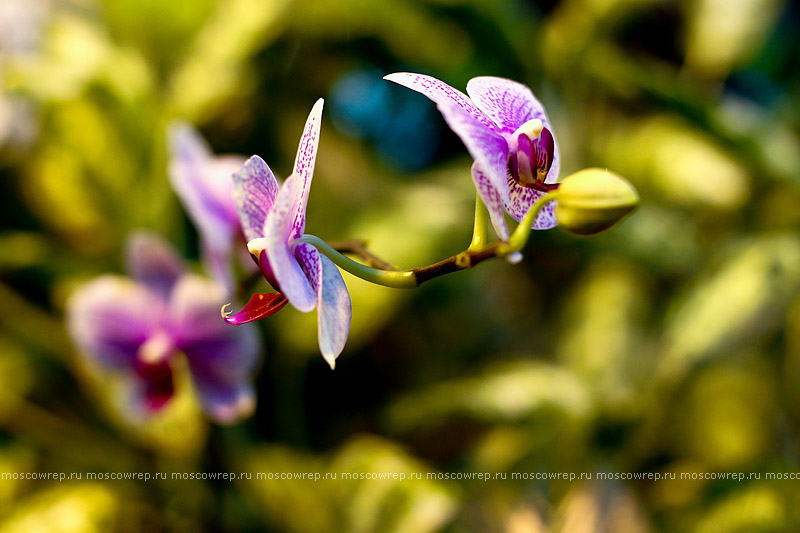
1,0 -> 800,531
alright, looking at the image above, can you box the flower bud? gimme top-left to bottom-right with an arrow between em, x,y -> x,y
555,168 -> 639,235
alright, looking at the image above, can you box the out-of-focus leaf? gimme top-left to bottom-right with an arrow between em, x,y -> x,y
601,114 -> 751,211
0,338 -> 34,423
23,144 -> 112,253
0,283 -> 70,360
5,15 -> 110,101
660,234 -> 800,379
693,484 -> 785,533
0,483 -> 119,533
675,360 -> 775,468
552,481 -> 652,533
0,445 -> 35,515
557,257 -> 650,411
0,232 -> 50,271
647,461 -> 708,511
168,0 -> 290,120
592,205 -> 701,275
712,96 -> 800,185
241,445 -> 333,533
469,426 -> 532,472
291,0 -> 472,74
385,361 -> 591,432
684,0 -> 785,79
330,435 -> 460,533
503,504 -> 548,533
242,435 -> 459,533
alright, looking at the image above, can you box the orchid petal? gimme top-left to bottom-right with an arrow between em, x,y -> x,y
265,176 -> 316,312
168,275 -> 260,371
191,376 -> 256,425
466,77 -> 549,134
126,231 -> 185,300
290,98 -> 324,240
466,77 -> 561,185
437,100 -> 511,203
169,123 -> 244,284
232,155 -> 280,242
505,179 -> 558,229
222,292 -> 288,325
384,72 -> 501,134
471,162 -> 509,240
67,275 -> 163,370
166,275 -> 261,423
295,243 -> 351,369
169,124 -> 242,226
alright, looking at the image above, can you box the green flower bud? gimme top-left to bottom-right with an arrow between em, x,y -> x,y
555,168 -> 639,235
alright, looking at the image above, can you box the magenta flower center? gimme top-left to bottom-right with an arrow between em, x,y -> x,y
508,121 -> 557,191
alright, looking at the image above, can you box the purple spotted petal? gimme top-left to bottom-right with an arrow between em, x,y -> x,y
295,243 -> 351,369
471,162 -> 509,240
438,100 -> 511,203
232,155 -> 280,242
505,178 -> 558,230
166,275 -> 261,423
466,76 -> 548,134
383,72 -> 501,134
289,98 -> 324,241
222,292 -> 289,325
67,275 -> 164,370
466,77 -> 561,185
265,176 -> 316,312
126,231 -> 185,300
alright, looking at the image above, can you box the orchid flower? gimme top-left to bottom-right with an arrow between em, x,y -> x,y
67,231 -> 260,425
223,99 -> 352,369
169,122 -> 250,290
384,73 -> 560,240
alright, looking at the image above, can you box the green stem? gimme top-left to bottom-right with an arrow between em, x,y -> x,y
468,193 -> 488,251
301,192 -> 558,288
507,192 -> 559,252
299,235 -> 418,288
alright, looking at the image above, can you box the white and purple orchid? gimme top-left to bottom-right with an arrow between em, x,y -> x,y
168,122 -> 250,290
384,73 -> 560,240
67,231 -> 260,425
223,99 -> 352,370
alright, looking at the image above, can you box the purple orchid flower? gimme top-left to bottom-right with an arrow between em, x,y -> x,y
384,73 -> 560,240
169,122 -> 250,290
67,231 -> 260,425
223,99 -> 352,370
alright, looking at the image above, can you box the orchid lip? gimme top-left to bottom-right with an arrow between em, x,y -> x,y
508,125 -> 557,191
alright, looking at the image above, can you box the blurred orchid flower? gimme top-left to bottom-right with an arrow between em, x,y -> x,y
67,231 -> 260,424
168,122 -> 250,290
384,73 -> 560,240
224,99 -> 352,369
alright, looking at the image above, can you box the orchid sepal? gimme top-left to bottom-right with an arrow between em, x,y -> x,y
222,293 -> 289,326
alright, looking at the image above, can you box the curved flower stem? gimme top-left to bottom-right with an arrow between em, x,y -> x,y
299,235 -> 418,288
301,192 -> 559,288
508,192 -> 559,252
468,193 -> 488,251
